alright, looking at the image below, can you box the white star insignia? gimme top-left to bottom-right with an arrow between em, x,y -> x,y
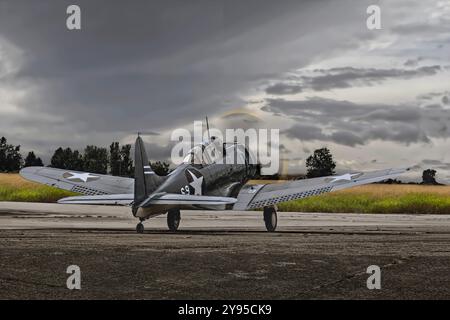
187,170 -> 203,195
65,172 -> 99,183
329,173 -> 361,183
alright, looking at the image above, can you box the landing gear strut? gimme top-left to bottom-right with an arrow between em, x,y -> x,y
263,206 -> 277,232
167,209 -> 181,231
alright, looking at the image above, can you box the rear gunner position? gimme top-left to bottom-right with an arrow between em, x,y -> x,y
20,136 -> 409,232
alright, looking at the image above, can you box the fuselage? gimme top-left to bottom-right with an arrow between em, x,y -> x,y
135,144 -> 259,218
155,162 -> 256,197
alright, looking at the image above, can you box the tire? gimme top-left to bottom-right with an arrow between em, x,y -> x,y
167,209 -> 181,231
263,206 -> 277,232
136,222 -> 144,234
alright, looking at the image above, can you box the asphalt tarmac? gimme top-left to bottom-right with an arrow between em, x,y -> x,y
1,201 -> 450,299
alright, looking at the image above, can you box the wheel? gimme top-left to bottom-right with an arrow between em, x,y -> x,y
167,209 -> 181,231
136,222 -> 144,234
263,206 -> 277,232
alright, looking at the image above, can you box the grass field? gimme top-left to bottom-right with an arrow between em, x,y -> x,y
0,173 -> 76,203
1,173 -> 449,213
278,184 -> 450,214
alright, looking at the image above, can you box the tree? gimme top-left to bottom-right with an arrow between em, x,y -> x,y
378,178 -> 402,184
422,169 -> 437,185
69,150 -> 84,171
50,147 -> 65,169
83,145 -> 108,174
150,161 -> 170,176
50,147 -> 83,170
109,142 -> 121,176
0,137 -> 8,171
36,156 -> 44,167
24,151 -> 44,167
109,142 -> 133,177
120,144 -> 133,177
0,137 -> 23,172
306,147 -> 336,178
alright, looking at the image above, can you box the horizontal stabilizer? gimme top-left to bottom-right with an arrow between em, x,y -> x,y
147,194 -> 237,206
58,194 -> 134,205
57,193 -> 237,207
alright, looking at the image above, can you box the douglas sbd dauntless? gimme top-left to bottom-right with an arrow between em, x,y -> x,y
20,134 -> 408,232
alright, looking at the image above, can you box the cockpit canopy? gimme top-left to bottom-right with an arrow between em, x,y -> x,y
182,145 -> 207,165
182,137 -> 254,166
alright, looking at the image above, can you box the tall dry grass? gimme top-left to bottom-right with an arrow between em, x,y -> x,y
278,184 -> 450,214
0,173 -> 76,202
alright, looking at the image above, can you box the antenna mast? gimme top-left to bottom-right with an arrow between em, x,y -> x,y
205,116 -> 211,141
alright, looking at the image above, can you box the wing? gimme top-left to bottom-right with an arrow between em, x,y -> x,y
57,193 -> 236,207
234,167 -> 409,210
20,166 -> 134,196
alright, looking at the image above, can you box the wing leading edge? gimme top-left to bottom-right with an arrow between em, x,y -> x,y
234,167 -> 410,210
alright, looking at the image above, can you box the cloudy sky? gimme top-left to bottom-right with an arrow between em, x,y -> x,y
0,0 -> 449,182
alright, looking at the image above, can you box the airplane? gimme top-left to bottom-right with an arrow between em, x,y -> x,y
20,135 -> 409,233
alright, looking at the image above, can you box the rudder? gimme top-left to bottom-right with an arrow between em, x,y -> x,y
134,136 -> 165,206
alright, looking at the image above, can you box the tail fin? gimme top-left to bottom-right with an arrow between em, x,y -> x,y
134,136 -> 165,205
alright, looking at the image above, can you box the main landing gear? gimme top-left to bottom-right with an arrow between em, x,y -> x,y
167,209 -> 181,231
263,206 -> 277,232
135,209 -> 181,233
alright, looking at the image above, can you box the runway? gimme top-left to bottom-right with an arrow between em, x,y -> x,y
1,201 -> 450,299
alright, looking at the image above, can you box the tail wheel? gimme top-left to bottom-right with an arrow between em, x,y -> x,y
263,206 -> 277,232
136,222 -> 144,234
167,209 -> 181,231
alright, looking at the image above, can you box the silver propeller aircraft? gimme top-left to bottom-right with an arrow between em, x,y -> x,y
20,136 -> 409,232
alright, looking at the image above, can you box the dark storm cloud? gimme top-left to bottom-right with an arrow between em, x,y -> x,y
265,83 -> 303,95
418,91 -> 450,105
264,97 -> 449,146
421,159 -> 450,170
221,113 -> 261,124
329,131 -> 365,147
306,66 -> 441,91
391,22 -> 450,35
0,0 -> 378,153
285,124 -> 326,141
265,66 -> 442,94
404,57 -> 423,67
142,142 -> 173,162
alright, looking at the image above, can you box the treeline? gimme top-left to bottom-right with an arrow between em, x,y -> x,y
0,137 -> 444,183
49,144 -> 132,176
0,137 -> 43,172
0,136 -> 170,177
